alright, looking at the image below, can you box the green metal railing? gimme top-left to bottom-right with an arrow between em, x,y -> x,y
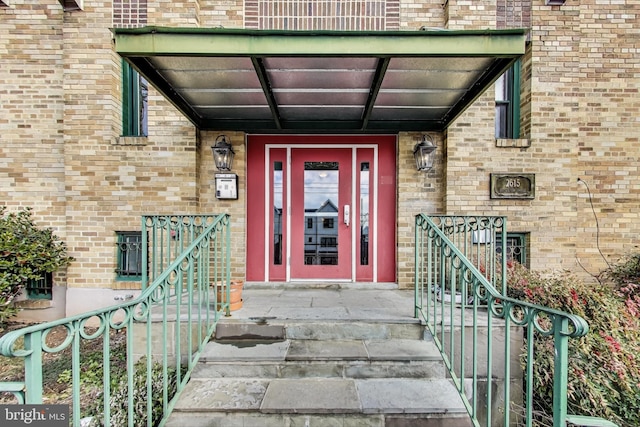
415,214 -> 591,427
0,214 -> 232,427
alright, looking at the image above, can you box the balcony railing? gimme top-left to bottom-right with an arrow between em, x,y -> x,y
0,214 -> 232,427
414,214 -> 615,427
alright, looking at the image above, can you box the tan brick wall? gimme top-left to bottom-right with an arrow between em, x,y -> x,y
0,0 -> 66,228
197,131 -> 247,281
440,0 -> 640,280
445,0 -> 496,30
396,132 -> 445,287
147,0 -> 200,27
200,0 -> 243,28
566,1 -> 640,276
399,0 -> 445,30
57,1 -> 199,294
2,0 -> 639,310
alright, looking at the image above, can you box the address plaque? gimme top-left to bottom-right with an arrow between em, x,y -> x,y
490,173 -> 535,199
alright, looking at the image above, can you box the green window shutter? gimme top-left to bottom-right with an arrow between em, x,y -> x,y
121,60 -> 148,136
495,60 -> 521,139
511,59 -> 521,139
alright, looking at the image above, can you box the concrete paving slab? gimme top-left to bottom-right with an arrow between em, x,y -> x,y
286,339 -> 368,360
364,339 -> 441,361
200,339 -> 290,362
261,379 -> 361,413
174,378 -> 269,411
226,288 -> 417,322
192,361 -> 281,379
269,307 -> 352,320
356,379 -> 467,414
285,322 -> 392,340
345,360 -> 445,380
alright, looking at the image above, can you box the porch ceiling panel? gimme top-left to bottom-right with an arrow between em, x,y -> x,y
113,27 -> 526,133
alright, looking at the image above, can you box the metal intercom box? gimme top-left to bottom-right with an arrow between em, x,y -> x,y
215,173 -> 238,200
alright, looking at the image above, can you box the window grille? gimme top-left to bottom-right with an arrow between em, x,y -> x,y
496,232 -> 529,267
26,272 -> 53,300
116,231 -> 143,280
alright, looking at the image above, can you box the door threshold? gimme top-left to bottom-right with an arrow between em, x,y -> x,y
244,282 -> 399,290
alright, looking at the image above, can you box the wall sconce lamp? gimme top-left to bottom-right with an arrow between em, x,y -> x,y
413,134 -> 437,172
545,0 -> 565,5
211,134 -> 235,171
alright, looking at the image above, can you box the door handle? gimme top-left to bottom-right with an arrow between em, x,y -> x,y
344,205 -> 350,227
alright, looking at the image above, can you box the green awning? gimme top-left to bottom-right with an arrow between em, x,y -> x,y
113,27 -> 526,133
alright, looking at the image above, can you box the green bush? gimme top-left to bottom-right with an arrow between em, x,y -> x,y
89,357 -> 180,427
507,260 -> 640,427
0,207 -> 73,324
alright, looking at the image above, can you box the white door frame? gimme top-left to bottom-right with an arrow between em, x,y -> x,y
263,144 -> 379,282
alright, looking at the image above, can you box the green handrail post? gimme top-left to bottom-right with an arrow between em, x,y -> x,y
24,330 -> 43,404
225,213 -> 232,317
142,216 -> 149,290
553,315 -> 569,427
414,215 -> 422,319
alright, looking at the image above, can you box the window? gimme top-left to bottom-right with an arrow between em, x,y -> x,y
116,231 -> 143,280
320,237 -> 337,248
323,218 -> 334,229
26,272 -> 53,300
307,217 -> 313,229
122,60 -> 148,136
495,60 -> 521,139
496,233 -> 529,267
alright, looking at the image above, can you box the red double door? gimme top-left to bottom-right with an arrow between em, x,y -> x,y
246,135 -> 396,283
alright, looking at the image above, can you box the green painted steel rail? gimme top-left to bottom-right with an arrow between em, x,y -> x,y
0,214 -> 232,427
414,214 -> 618,427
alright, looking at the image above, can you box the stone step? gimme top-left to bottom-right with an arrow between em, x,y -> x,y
165,412 -> 473,427
166,377 -> 471,427
215,319 -> 425,341
167,312 -> 471,427
193,338 -> 445,379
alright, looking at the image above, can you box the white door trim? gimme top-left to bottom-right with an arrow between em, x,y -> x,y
263,143 -> 379,282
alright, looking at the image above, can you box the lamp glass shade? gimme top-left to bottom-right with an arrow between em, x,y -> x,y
212,136 -> 235,171
413,136 -> 437,172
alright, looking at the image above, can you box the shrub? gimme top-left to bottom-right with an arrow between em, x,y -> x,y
89,357 -> 181,427
602,252 -> 640,286
507,262 -> 640,427
0,207 -> 73,324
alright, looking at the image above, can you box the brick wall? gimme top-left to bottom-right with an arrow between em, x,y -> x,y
2,0 -> 639,307
433,0 -> 640,279
59,0 -> 198,297
570,0 -> 640,274
0,0 -> 66,227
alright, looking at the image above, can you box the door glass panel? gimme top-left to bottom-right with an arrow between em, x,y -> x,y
273,161 -> 283,265
304,162 -> 339,265
360,162 -> 370,265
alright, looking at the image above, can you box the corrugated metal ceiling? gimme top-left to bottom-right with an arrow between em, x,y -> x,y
113,27 -> 526,133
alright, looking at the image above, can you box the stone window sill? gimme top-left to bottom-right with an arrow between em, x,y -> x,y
114,136 -> 148,146
496,138 -> 530,148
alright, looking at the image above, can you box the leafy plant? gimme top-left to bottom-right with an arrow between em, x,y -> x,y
601,252 -> 640,286
0,207 -> 73,324
89,357 -> 182,427
507,261 -> 640,427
